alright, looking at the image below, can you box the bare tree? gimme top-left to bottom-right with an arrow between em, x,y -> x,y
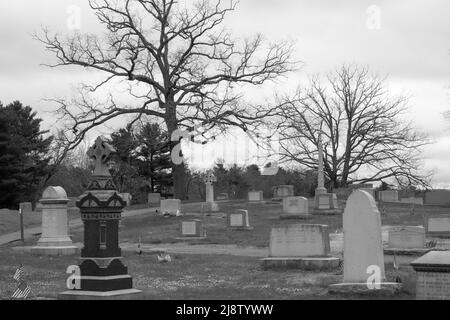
36,0 -> 297,199
278,65 -> 431,189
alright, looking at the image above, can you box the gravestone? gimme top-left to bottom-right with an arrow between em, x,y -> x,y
281,196 -> 311,219
400,197 -> 424,205
227,209 -> 253,230
147,193 -> 161,207
329,190 -> 401,295
379,190 -> 399,202
177,219 -> 206,239
271,185 -> 294,201
216,193 -> 229,201
425,214 -> 450,238
425,190 -> 450,205
19,202 -> 33,213
248,190 -> 264,202
31,186 -> 78,256
160,199 -> 181,216
411,251 -> 450,299
203,171 -> 219,212
120,193 -> 132,206
384,226 -> 429,256
59,136 -> 141,299
261,224 -> 339,270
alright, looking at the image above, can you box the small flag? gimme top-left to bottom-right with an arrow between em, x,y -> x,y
12,281 -> 31,299
13,265 -> 23,282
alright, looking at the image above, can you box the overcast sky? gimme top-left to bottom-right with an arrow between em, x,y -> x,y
0,0 -> 449,186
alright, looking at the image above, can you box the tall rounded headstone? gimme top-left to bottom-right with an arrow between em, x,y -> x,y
32,186 -> 77,256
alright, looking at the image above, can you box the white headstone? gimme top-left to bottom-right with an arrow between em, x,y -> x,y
282,197 -> 308,215
248,191 -> 263,202
160,199 -> 181,215
343,190 -> 385,283
388,226 -> 425,249
182,221 -> 197,236
228,209 -> 251,229
400,197 -> 423,205
379,190 -> 399,202
269,224 -> 330,257
426,215 -> 450,238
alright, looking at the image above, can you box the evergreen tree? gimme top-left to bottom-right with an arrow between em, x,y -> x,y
0,101 -> 52,208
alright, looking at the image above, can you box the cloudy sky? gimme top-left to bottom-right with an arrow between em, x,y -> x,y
0,0 -> 449,186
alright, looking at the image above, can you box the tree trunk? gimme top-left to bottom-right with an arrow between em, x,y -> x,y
165,100 -> 187,200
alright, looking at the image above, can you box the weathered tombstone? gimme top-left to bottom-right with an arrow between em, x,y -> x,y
160,199 -> 181,216
400,197 -> 423,205
19,202 -> 33,213
271,185 -> 294,201
384,226 -> 429,256
59,136 -> 141,299
281,196 -> 311,219
177,219 -> 206,239
216,193 -> 229,201
379,190 -> 399,202
425,214 -> 450,238
227,209 -> 253,230
329,190 -> 401,295
203,171 -> 219,212
31,186 -> 78,256
411,251 -> 450,299
147,193 -> 161,207
119,193 -> 132,206
425,190 -> 450,205
261,224 -> 339,270
248,190 -> 264,202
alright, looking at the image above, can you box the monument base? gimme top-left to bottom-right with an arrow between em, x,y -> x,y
312,208 -> 343,215
328,282 -> 401,296
280,214 -> 312,220
384,247 -> 431,256
58,289 -> 142,300
227,226 -> 254,231
31,245 -> 79,256
261,257 -> 340,270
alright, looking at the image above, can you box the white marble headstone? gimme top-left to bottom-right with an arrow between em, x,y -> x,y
182,221 -> 197,236
160,199 -> 181,215
282,196 -> 308,215
269,224 -> 330,257
388,226 -> 425,249
343,190 -> 385,283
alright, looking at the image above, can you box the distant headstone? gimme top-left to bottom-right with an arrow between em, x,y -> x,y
227,209 -> 252,230
148,193 -> 161,206
329,190 -> 401,294
411,251 -> 450,299
178,219 -> 206,239
281,196 -> 310,219
19,202 -> 33,213
32,186 -> 77,256
248,191 -> 264,202
203,171 -> 219,212
425,190 -> 450,205
160,199 -> 181,216
271,185 -> 294,201
425,214 -> 450,238
400,197 -> 423,205
261,224 -> 339,270
385,226 -> 429,256
216,193 -> 229,201
379,190 -> 399,202
120,193 -> 132,206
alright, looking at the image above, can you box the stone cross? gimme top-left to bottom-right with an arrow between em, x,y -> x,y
316,132 -> 327,195
87,136 -> 116,177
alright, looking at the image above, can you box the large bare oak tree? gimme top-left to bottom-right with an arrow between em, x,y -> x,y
37,0 -> 297,198
278,65 -> 431,189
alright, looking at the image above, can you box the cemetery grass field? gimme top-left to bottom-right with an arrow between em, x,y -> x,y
0,200 -> 436,299
0,245 -> 414,300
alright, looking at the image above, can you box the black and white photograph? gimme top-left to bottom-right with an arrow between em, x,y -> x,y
1,0 -> 450,306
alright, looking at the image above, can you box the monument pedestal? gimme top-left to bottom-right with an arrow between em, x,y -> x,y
31,186 -> 78,256
313,193 -> 341,215
328,282 -> 401,296
262,257 -> 339,270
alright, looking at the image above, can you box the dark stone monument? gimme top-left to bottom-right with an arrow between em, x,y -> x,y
59,136 -> 141,299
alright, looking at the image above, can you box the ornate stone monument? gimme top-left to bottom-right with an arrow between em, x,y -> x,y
32,186 -> 77,256
313,133 -> 340,214
203,170 -> 219,212
59,136 -> 141,299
